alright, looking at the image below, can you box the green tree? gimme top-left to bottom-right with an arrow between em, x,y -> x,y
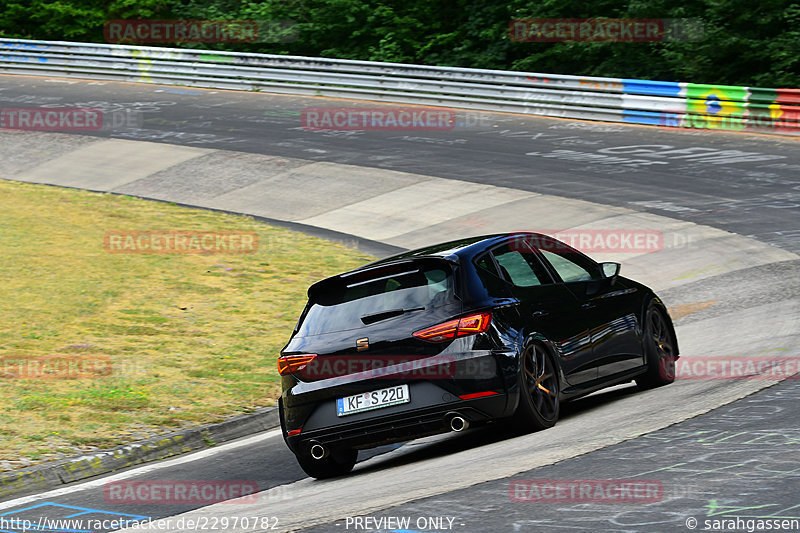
0,0 -> 796,87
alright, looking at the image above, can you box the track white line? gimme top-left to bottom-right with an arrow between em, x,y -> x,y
0,429 -> 282,510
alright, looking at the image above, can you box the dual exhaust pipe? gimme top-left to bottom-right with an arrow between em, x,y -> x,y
308,414 -> 469,461
309,441 -> 328,460
448,413 -> 469,432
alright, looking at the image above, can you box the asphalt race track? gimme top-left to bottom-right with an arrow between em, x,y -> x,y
0,75 -> 799,533
2,77 -> 799,253
304,378 -> 800,532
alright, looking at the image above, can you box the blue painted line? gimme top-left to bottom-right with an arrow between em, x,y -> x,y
0,522 -> 91,531
2,502 -> 146,519
622,110 -> 664,125
0,56 -> 48,63
0,502 -> 148,533
0,43 -> 51,50
623,79 -> 681,97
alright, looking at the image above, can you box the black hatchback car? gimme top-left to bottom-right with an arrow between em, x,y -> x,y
278,232 -> 678,478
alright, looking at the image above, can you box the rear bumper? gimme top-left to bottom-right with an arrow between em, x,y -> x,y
281,346 -> 514,454
286,393 -> 507,454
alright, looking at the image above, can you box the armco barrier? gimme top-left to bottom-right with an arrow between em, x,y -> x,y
0,38 -> 798,135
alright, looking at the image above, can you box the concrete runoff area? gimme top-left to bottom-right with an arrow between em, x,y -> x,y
3,131 -> 796,294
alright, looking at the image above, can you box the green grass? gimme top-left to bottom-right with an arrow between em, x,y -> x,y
0,179 -> 374,464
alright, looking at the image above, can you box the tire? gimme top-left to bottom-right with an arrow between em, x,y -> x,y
512,341 -> 560,432
296,448 -> 358,480
636,301 -> 677,389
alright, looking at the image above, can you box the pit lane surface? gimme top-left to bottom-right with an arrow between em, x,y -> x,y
0,75 -> 798,532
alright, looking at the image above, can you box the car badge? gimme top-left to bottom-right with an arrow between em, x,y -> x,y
356,337 -> 369,351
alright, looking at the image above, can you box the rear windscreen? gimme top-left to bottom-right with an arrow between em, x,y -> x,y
296,262 -> 453,337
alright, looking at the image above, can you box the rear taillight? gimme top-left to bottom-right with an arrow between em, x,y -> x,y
278,354 -> 317,375
413,312 -> 492,342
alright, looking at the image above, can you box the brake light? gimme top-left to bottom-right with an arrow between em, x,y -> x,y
287,428 -> 302,437
278,354 -> 317,375
457,313 -> 492,335
412,318 -> 460,341
413,312 -> 492,342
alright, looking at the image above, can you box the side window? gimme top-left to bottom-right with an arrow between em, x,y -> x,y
491,244 -> 550,288
476,254 -> 500,278
475,253 -> 508,296
538,248 -> 602,282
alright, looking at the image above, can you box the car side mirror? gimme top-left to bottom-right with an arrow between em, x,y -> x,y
600,262 -> 621,279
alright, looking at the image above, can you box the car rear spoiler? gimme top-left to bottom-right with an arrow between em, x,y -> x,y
307,256 -> 459,301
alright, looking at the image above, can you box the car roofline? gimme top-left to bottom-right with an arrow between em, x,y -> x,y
307,232 -> 554,295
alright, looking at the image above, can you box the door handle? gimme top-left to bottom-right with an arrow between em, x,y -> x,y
581,302 -> 596,309
532,310 -> 550,318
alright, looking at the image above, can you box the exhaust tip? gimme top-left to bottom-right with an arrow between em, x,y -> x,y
309,442 -> 328,460
449,415 -> 469,432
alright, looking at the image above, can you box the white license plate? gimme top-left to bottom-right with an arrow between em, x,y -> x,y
337,384 -> 410,417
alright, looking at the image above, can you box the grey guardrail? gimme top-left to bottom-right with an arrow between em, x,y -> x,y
0,38 -> 798,135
